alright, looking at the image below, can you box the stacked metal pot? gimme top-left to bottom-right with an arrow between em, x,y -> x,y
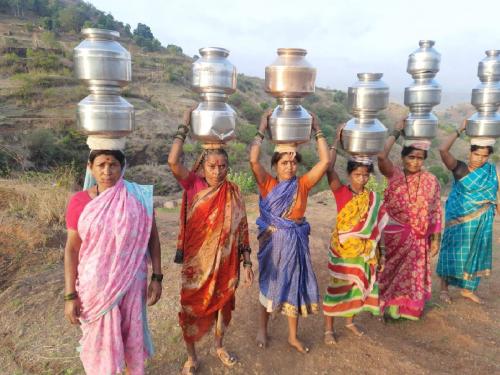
403,40 -> 442,140
190,47 -> 237,145
264,48 -> 316,144
466,50 -> 500,138
74,28 -> 134,139
341,73 -> 389,156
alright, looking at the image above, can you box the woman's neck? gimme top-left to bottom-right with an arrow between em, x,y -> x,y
349,184 -> 364,194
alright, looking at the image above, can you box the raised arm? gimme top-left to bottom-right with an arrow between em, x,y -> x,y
326,123 -> 344,192
167,108 -> 193,181
249,109 -> 273,186
439,120 -> 466,171
377,119 -> 404,178
304,112 -> 330,186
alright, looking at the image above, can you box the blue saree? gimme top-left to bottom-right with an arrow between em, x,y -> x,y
437,162 -> 498,291
257,177 -> 319,317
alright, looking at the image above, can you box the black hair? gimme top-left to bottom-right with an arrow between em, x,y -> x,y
193,148 -> 230,172
347,160 -> 374,174
271,152 -> 302,167
470,145 -> 494,155
401,146 -> 428,159
88,150 -> 126,168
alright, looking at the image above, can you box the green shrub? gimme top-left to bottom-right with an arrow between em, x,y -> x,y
428,165 -> 450,187
26,49 -> 62,72
239,102 -> 261,124
236,123 -> 257,144
228,171 -> 256,194
25,129 -> 87,170
366,175 -> 388,194
164,63 -> 190,84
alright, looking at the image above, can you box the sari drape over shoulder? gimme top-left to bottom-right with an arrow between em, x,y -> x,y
437,162 -> 498,291
323,186 -> 388,317
379,168 -> 442,320
178,180 -> 249,344
257,176 -> 320,317
76,179 -> 154,375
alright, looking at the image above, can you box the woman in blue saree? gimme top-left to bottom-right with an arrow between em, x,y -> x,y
249,110 -> 329,353
437,120 -> 499,304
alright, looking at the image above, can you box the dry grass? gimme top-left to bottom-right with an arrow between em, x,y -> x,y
0,168 -> 75,291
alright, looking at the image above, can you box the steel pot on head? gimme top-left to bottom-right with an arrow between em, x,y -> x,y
77,93 -> 135,137
406,40 -> 441,78
74,28 -> 131,89
404,40 -> 442,140
342,73 -> 388,156
466,50 -> 500,137
190,93 -> 236,143
192,47 -> 237,94
267,98 -> 312,144
265,48 -> 316,98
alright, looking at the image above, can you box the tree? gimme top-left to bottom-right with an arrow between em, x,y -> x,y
58,4 -> 88,32
133,23 -> 154,40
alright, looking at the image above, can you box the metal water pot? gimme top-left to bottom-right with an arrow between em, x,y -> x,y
77,92 -> 134,137
268,98 -> 312,144
466,50 -> 500,137
74,28 -> 134,137
190,93 -> 236,143
74,28 -> 131,89
404,40 -> 442,139
265,48 -> 316,143
342,73 -> 388,156
265,48 -> 316,98
190,47 -> 237,144
192,47 -> 237,94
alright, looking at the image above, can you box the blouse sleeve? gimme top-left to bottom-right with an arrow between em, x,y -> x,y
66,192 -> 90,230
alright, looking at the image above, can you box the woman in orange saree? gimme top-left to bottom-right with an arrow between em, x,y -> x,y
168,109 -> 254,374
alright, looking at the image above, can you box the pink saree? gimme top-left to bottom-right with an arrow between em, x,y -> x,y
378,167 -> 442,320
75,178 -> 154,374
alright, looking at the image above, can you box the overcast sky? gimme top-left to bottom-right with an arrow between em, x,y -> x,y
90,0 -> 500,106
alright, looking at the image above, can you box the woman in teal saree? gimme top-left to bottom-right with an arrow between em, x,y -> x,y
437,121 -> 499,304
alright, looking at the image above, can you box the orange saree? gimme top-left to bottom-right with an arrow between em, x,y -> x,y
178,180 -> 249,343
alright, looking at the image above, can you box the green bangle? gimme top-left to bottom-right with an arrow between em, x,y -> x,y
243,260 -> 253,268
256,130 -> 265,140
64,292 -> 77,301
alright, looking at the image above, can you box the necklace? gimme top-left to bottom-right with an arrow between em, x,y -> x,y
348,185 -> 364,196
404,172 -> 421,203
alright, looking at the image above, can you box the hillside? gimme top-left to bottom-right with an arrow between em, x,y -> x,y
0,1 -> 482,198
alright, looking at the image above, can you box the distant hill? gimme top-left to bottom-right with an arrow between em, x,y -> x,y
0,0 -> 481,195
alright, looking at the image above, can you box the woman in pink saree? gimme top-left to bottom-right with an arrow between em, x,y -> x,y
377,121 -> 442,320
64,147 -> 162,375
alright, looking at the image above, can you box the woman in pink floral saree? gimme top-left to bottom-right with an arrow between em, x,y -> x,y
377,121 -> 442,320
64,148 -> 162,375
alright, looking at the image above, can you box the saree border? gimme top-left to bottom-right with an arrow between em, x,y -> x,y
445,203 -> 492,228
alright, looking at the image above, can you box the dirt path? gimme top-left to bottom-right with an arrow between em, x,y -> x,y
1,193 -> 499,374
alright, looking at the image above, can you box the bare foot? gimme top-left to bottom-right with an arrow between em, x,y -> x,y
288,338 -> 310,354
180,358 -> 199,375
345,323 -> 364,337
215,347 -> 237,367
460,290 -> 484,304
439,290 -> 452,304
324,331 -> 337,346
256,330 -> 268,349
